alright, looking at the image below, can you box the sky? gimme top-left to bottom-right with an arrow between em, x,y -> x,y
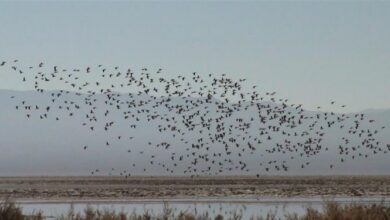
0,1 -> 389,113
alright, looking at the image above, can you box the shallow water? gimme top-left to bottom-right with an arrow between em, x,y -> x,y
17,197 -> 390,219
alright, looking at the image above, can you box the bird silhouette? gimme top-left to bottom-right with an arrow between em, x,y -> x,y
2,60 -> 389,177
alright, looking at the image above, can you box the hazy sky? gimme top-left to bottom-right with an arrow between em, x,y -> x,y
0,1 -> 389,113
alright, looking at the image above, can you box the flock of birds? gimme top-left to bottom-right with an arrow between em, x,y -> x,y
1,59 -> 389,177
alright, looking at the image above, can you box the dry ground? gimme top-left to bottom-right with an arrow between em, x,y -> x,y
0,176 -> 389,200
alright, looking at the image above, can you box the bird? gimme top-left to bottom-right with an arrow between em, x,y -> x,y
4,61 -> 388,177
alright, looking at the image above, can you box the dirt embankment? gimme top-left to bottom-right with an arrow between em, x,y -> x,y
0,176 -> 389,200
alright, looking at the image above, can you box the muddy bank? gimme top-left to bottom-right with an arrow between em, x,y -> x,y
1,176 -> 389,200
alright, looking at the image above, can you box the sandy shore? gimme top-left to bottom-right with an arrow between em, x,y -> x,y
1,176 -> 389,201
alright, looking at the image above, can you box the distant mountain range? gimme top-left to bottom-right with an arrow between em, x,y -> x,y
0,89 -> 389,176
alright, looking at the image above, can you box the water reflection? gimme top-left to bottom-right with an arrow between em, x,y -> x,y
17,197 -> 389,219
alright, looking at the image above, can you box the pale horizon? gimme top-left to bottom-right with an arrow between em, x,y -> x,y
1,1 -> 390,113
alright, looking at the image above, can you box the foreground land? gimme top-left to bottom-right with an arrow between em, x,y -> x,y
1,176 -> 390,201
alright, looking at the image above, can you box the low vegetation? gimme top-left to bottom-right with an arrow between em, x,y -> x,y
0,198 -> 42,220
1,199 -> 390,220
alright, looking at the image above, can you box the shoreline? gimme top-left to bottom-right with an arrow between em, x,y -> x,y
12,196 -> 390,205
2,176 -> 390,201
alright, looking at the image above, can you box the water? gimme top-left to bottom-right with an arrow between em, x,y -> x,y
17,197 -> 390,219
